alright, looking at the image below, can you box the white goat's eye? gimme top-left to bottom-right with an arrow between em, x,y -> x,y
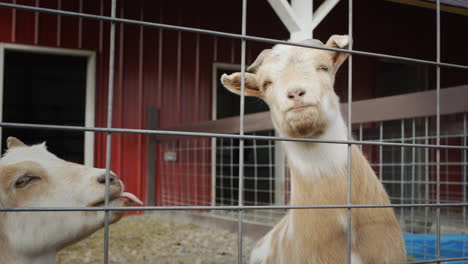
263,81 -> 272,90
318,65 -> 328,71
15,175 -> 39,189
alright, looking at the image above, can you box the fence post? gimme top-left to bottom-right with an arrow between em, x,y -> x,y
146,107 -> 158,206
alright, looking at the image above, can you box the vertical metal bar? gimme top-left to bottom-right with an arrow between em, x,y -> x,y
347,0 -> 353,263
137,2 -> 144,202
463,113 -> 467,260
34,0 -> 39,45
116,6 -> 124,175
176,13 -> 182,125
103,0 -> 117,263
400,119 -> 405,223
11,0 -> 16,42
238,0 -> 247,262
436,0 -> 441,261
411,119 -> 416,235
359,123 -> 363,151
424,117 -> 430,238
254,138 -> 258,207
157,3 -> 163,108
56,0 -> 61,47
195,33 -> 200,121
146,108 -> 158,206
268,132 -> 273,205
185,140 -> 190,205
379,121 -> 383,181
194,139 -> 198,205
78,0 -> 83,48
202,139 -> 207,205
444,136 -> 449,215
98,0 -> 103,53
463,113 -> 467,221
230,138 -> 234,207
220,138 -> 224,205
268,131 -> 274,222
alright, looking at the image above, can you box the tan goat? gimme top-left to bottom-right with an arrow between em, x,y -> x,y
0,137 -> 142,264
221,35 -> 407,264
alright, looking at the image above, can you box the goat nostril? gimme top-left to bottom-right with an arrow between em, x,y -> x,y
298,91 -> 305,97
97,174 -> 118,185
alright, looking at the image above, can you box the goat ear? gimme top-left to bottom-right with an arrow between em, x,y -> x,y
7,137 -> 26,149
221,72 -> 261,97
325,35 -> 350,69
247,49 -> 272,72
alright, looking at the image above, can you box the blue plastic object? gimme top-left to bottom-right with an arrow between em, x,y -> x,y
404,233 -> 468,264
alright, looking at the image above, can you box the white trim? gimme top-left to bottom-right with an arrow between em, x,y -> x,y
267,0 -> 302,33
290,0 -> 313,40
268,0 -> 314,41
211,63 -> 287,206
211,63 -> 241,206
0,44 -> 4,152
310,0 -> 341,32
269,0 -> 341,41
211,63 -> 241,121
0,43 -> 96,166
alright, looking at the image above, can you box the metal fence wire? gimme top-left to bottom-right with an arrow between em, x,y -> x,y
0,0 -> 467,264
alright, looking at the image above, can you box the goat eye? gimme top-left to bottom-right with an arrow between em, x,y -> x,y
318,65 -> 328,71
15,175 -> 39,189
263,81 -> 272,90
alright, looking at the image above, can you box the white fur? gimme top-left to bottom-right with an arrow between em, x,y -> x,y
351,253 -> 363,264
283,113 -> 348,177
0,139 -> 138,264
250,228 -> 273,263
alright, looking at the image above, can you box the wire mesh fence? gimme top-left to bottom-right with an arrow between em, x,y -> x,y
0,0 -> 467,264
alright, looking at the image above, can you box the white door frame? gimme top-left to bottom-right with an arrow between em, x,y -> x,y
0,43 -> 96,166
211,62 -> 286,206
211,63 -> 242,206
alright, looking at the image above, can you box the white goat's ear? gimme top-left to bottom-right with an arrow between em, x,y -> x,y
6,137 -> 26,149
325,35 -> 350,69
247,49 -> 272,72
220,72 -> 261,97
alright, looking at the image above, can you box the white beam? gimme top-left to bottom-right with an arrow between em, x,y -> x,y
267,0 -> 302,33
290,0 -> 313,40
311,0 -> 341,31
269,0 -> 341,41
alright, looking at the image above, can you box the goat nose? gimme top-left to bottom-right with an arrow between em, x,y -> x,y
97,173 -> 119,185
287,88 -> 306,100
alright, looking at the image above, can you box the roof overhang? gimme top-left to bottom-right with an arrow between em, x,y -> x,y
386,0 -> 468,16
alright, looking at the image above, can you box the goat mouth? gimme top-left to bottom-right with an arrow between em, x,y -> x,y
89,192 -> 143,207
287,104 -> 315,112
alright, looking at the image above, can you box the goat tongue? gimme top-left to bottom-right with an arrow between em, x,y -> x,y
120,192 -> 143,206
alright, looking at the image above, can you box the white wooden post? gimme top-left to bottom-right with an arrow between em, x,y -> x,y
267,0 -> 341,205
268,0 -> 341,41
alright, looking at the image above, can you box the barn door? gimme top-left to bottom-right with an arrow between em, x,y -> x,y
0,44 -> 95,165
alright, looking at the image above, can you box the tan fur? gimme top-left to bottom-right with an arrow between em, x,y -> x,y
255,146 -> 406,264
222,35 -> 406,263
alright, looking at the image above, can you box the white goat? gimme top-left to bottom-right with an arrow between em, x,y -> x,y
0,137 -> 142,264
221,35 -> 407,264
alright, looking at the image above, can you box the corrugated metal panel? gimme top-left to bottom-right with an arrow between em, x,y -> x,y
425,0 -> 468,9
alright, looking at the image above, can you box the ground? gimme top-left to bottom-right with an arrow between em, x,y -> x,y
58,213 -> 254,264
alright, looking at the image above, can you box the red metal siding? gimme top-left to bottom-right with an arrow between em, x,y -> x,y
0,0 -> 287,206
